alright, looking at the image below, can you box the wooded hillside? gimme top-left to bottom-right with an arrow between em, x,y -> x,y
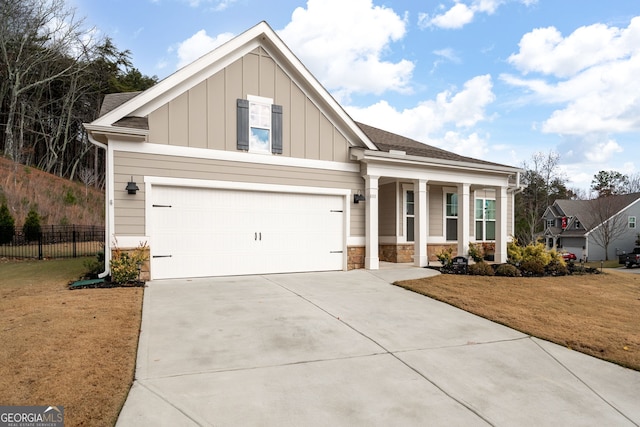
0,0 -> 156,186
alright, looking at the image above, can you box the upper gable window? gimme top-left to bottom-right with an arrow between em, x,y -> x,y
237,96 -> 283,155
630,216 -> 636,229
249,96 -> 272,153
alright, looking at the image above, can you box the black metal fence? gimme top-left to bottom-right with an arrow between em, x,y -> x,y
0,225 -> 104,259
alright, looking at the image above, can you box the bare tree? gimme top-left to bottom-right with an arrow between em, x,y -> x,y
77,165 -> 95,197
626,172 -> 640,194
0,0 -> 92,163
587,196 -> 630,260
515,151 -> 569,244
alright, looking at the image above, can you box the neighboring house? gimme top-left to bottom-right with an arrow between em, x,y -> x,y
542,193 -> 640,261
84,22 -> 523,280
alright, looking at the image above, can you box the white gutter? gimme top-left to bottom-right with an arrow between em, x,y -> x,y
85,130 -> 111,279
352,147 -> 523,175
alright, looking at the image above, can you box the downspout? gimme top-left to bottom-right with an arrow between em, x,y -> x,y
86,132 -> 111,279
512,171 -> 525,195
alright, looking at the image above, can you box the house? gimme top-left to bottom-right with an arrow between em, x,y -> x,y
84,22 -> 523,280
542,193 -> 640,261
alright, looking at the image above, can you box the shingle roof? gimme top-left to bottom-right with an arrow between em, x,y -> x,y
356,122 -> 512,169
99,92 -> 142,116
553,193 -> 640,233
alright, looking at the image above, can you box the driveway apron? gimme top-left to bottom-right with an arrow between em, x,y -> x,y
116,268 -> 640,426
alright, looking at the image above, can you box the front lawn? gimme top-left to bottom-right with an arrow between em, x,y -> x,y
396,269 -> 640,370
0,258 -> 144,426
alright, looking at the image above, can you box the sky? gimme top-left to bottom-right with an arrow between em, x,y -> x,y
70,0 -> 640,192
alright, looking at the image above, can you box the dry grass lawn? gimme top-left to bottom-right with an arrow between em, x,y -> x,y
0,258 -> 143,427
396,269 -> 640,371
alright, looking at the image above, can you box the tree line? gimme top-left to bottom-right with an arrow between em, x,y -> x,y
0,0 -> 157,186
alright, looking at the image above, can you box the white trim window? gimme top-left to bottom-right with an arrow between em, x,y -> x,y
475,198 -> 496,241
405,190 -> 415,242
248,95 -> 273,153
236,95 -> 283,154
629,216 -> 636,229
546,219 -> 555,229
445,192 -> 458,241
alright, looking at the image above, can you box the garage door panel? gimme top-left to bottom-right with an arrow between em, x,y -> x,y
150,186 -> 345,279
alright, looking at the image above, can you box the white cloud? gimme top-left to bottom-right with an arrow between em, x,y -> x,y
419,0 -> 536,30
442,131 -> 489,159
175,29 -> 234,69
507,19 -> 640,77
503,17 -> 640,136
558,134 -> 623,164
583,139 -> 624,163
346,74 -> 495,156
433,48 -> 461,63
422,3 -> 475,29
278,0 -> 413,101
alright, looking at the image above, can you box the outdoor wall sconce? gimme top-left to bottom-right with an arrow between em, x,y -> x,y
353,192 -> 366,204
126,176 -> 139,195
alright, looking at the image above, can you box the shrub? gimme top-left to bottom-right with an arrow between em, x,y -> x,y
495,263 -> 521,277
63,188 -> 77,205
521,242 -> 552,266
545,259 -> 569,276
468,261 -> 495,276
468,243 -> 484,262
507,239 -> 523,264
0,203 -> 15,245
110,242 -> 148,284
83,249 -> 105,278
23,208 -> 42,242
435,246 -> 453,266
520,259 -> 545,277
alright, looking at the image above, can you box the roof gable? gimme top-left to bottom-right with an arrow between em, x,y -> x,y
89,21 -> 375,150
551,193 -> 640,233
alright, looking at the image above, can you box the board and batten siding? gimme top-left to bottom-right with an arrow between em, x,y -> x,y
147,47 -> 350,163
112,151 -> 364,237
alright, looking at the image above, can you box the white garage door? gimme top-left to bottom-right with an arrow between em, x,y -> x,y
149,185 -> 345,279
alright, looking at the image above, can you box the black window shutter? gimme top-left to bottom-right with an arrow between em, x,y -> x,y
271,104 -> 283,154
237,99 -> 249,151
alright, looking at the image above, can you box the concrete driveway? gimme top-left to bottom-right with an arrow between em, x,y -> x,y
117,266 -> 640,426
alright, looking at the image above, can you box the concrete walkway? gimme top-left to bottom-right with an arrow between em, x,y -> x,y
117,265 -> 640,426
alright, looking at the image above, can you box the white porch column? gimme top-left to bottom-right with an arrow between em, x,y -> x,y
365,175 -> 379,270
414,179 -> 428,267
457,183 -> 470,257
495,185 -> 508,263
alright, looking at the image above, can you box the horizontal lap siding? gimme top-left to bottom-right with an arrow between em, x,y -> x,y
429,185 -> 444,237
113,151 -> 364,236
378,183 -> 396,236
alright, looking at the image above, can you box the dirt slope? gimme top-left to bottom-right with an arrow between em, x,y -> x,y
0,156 -> 104,226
